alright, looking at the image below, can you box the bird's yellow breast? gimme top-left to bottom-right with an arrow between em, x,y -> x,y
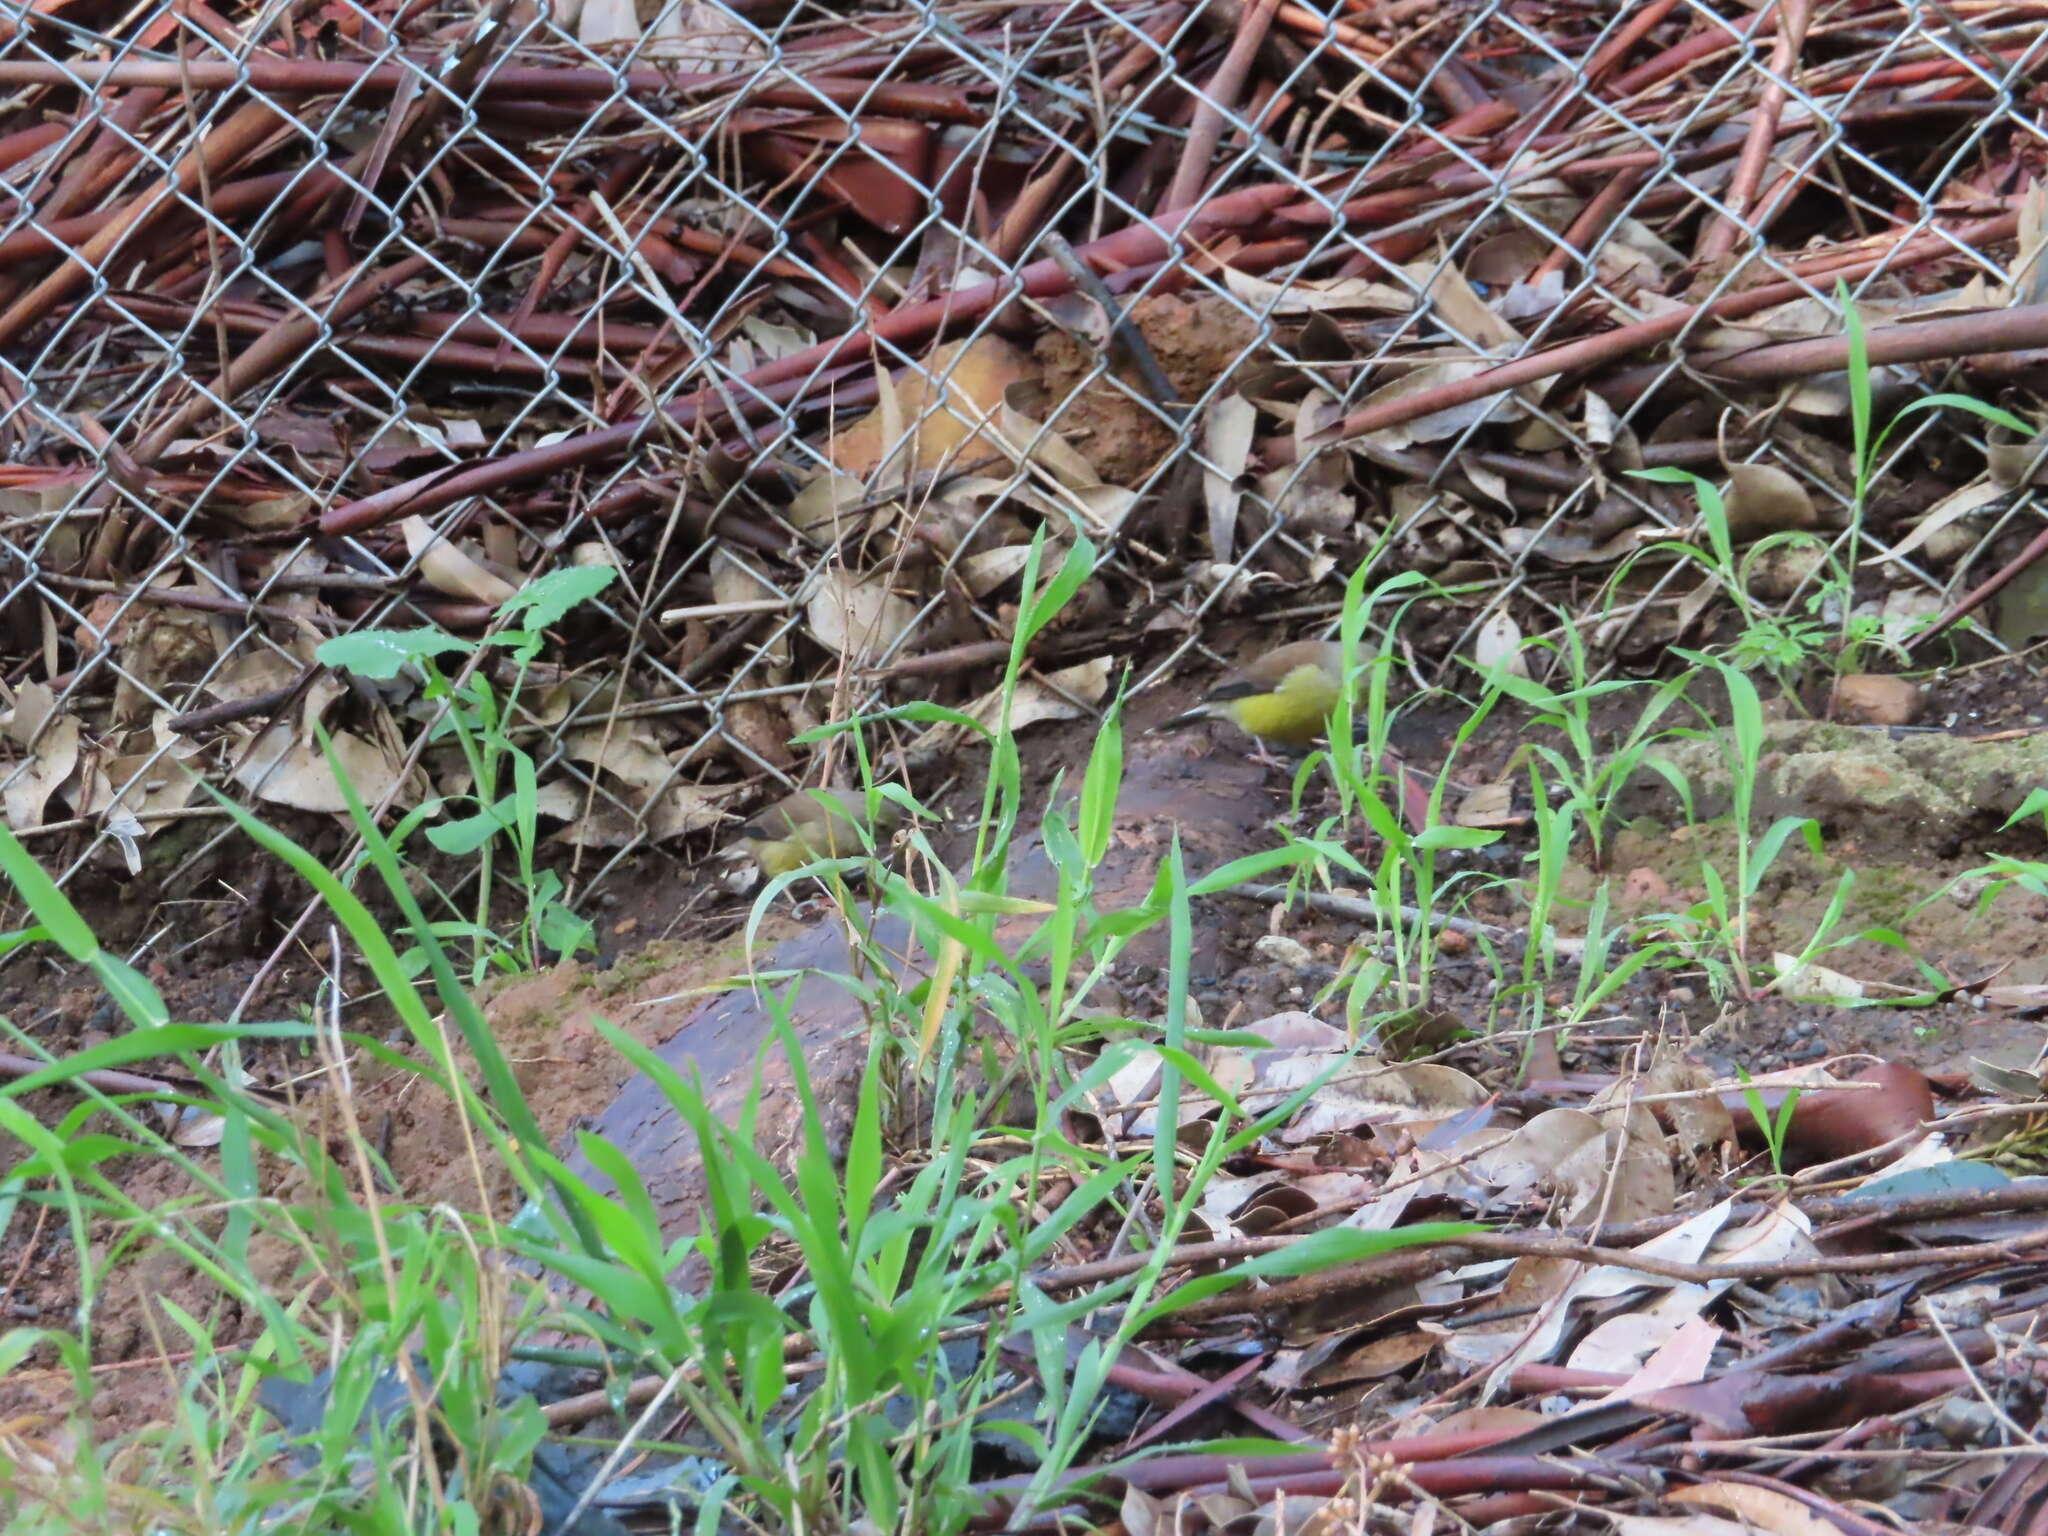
1224,662 -> 1343,745
752,838 -> 808,878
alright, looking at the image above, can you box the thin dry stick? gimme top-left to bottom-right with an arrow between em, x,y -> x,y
1697,0 -> 1812,262
1165,0 -> 1282,214
0,97 -> 293,349
1297,208 -> 2023,455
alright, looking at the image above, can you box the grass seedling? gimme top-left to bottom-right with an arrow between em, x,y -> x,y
1472,621 -> 1695,872
317,563 -> 619,981
1737,1066 -> 1801,1179
1631,285 -> 2029,689
1634,653 -> 1827,1000
1314,566 -> 1505,1013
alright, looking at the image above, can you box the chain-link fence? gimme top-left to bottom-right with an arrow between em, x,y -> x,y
0,0 -> 2042,925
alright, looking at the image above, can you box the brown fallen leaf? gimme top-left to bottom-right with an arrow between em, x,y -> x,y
1670,1482 -> 1837,1536
1775,1062 -> 1932,1166
233,719 -> 410,814
0,682 -> 79,830
826,336 -> 1033,482
403,515 -> 517,605
1723,462 -> 1818,541
806,568 -> 920,664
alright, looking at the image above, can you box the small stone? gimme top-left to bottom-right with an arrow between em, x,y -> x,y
1949,873 -> 1991,908
1830,673 -> 1923,727
1253,934 -> 1317,970
612,916 -> 639,937
1932,1395 -> 1999,1446
1621,866 -> 1671,903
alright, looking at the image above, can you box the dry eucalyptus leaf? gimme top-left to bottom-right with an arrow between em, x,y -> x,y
404,416 -> 487,453
1583,391 -> 1618,449
1567,1287 -> 1717,1377
996,390 -> 1103,492
1465,229 -> 1548,285
966,656 -> 1110,734
1637,1052 -> 1734,1162
1510,415 -> 1569,452
1744,538 -> 1827,601
1472,610 -> 1525,674
1222,265 -> 1410,314
1267,1058 -> 1489,1144
550,781 -> 731,847
1345,357 -> 1523,451
1461,460 -> 1513,508
958,545 -> 1035,597
1496,268 -> 1568,323
1454,781 -> 1516,828
869,361 -> 910,495
1987,423 -> 2048,488
826,336 -> 1032,481
172,1107 -> 228,1148
806,569 -> 918,664
1471,1200 -> 1735,1383
234,720 -> 407,814
787,468 -> 871,540
1259,472 -> 1354,536
577,0 -> 638,45
85,750 -> 200,825
218,492 -> 311,533
577,0 -> 639,46
206,649 -> 301,705
1609,1512 -> 1753,1536
1202,393 -> 1257,564
1870,476 -> 2003,566
644,0 -> 765,64
710,550 -> 791,669
110,599 -> 218,720
1500,521 -> 1642,567
1470,1106 -> 1603,1200
564,721 -> 673,792
1996,552 -> 2048,648
403,515 -> 517,605
0,689 -> 79,831
1873,586 -> 1943,646
1771,951 -> 1866,1002
2012,176 -> 2048,306
1580,1099 -> 1679,1225
1670,1481 -> 1839,1536
1723,463 -> 1818,541
1415,252 -> 1521,353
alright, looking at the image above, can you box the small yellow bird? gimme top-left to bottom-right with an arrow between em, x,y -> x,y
1157,640 -> 1352,753
1157,638 -> 1432,831
738,784 -> 900,879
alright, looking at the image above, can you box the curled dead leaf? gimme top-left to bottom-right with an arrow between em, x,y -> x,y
403,515 -> 517,605
1222,266 -> 1410,314
233,720 -> 411,813
825,336 -> 1033,483
0,683 -> 79,830
1202,394 -> 1257,563
1869,476 -> 2003,566
1723,463 -> 1818,541
806,569 -> 919,664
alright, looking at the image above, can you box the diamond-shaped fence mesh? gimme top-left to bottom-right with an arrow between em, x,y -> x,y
0,0 -> 2042,909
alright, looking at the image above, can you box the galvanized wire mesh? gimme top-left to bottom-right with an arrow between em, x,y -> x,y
0,0 -> 2042,912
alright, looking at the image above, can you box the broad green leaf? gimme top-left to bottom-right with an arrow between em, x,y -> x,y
498,563 -> 617,629
316,628 -> 472,680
